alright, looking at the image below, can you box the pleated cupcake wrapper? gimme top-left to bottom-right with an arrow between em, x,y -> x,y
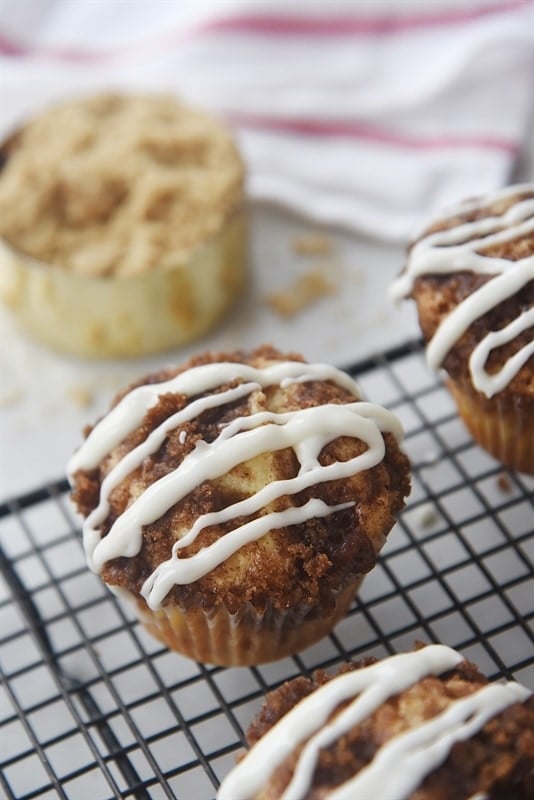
126,576 -> 364,666
447,378 -> 534,475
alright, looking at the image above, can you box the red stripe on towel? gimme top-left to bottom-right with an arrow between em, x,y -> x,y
229,113 -> 519,153
0,0 -> 528,61
201,1 -> 530,36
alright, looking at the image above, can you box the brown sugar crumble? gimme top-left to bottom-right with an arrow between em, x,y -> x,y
66,385 -> 94,409
291,232 -> 334,256
266,269 -> 337,318
0,386 -> 25,408
0,93 -> 244,277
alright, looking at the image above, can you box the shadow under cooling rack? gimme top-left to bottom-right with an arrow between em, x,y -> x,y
0,340 -> 533,800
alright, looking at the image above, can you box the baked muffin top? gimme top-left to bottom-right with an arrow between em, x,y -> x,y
69,346 -> 410,614
218,644 -> 533,800
390,184 -> 534,401
0,92 -> 244,277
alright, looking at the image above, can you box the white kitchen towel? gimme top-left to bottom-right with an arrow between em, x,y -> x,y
1,0 -> 533,241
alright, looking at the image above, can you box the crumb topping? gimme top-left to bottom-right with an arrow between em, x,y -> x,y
408,189 -> 534,397
70,346 -> 410,614
246,655 -> 534,800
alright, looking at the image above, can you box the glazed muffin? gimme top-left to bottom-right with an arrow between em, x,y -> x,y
0,92 -> 246,357
68,345 -> 410,666
218,644 -> 533,799
390,182 -> 534,474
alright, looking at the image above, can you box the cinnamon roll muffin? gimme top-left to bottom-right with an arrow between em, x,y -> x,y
218,644 -> 533,799
0,92 -> 246,357
68,346 -> 410,665
390,183 -> 534,474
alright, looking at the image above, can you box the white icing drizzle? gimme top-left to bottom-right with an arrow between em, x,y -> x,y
389,185 -> 534,398
328,682 -> 527,800
67,361 -> 360,474
68,360 -> 403,608
143,498 -> 354,607
78,381 -> 259,567
216,645 -> 531,800
436,181 -> 534,223
469,307 -> 534,397
426,261 -> 532,372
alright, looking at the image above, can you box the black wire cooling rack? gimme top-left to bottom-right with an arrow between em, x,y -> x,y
1,340 -> 533,800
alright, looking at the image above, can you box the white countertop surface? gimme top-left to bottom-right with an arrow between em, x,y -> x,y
0,202 -> 418,502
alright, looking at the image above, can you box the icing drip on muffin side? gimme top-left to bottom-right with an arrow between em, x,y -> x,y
217,645 -> 531,800
390,183 -> 534,398
68,360 -> 403,610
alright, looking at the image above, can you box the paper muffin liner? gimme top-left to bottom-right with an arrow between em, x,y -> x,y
447,377 -> 534,475
0,207 -> 247,358
124,577 -> 364,666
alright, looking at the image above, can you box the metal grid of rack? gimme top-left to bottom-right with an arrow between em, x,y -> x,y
1,340 -> 533,800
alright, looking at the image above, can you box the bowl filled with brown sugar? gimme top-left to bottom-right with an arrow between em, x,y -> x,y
0,92 -> 248,358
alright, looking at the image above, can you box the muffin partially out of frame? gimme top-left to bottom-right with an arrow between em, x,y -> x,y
0,92 -> 246,357
68,346 -> 410,665
390,182 -> 534,474
218,644 -> 533,800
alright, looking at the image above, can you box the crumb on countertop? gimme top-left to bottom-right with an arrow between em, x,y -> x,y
496,471 -> 513,494
291,232 -> 334,256
66,385 -> 94,409
0,386 -> 25,408
265,268 -> 337,318
417,502 -> 439,529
